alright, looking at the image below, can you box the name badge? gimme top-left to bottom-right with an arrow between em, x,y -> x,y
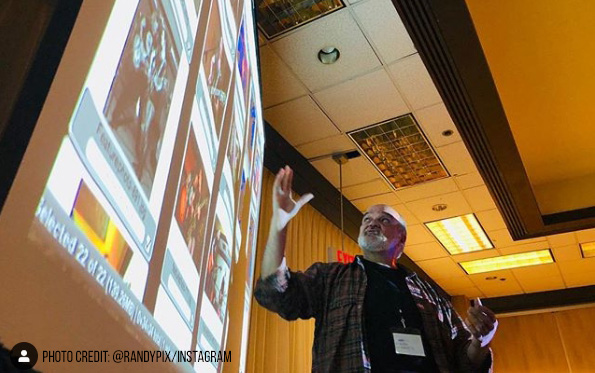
391,328 -> 426,357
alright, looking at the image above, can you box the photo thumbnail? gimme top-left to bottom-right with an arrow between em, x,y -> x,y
103,0 -> 180,197
202,0 -> 233,135
72,182 -> 134,277
204,217 -> 231,321
174,125 -> 211,256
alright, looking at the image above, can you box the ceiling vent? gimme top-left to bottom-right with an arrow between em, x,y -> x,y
348,114 -> 448,190
257,0 -> 344,39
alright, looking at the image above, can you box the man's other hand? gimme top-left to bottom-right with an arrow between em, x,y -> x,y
466,298 -> 498,347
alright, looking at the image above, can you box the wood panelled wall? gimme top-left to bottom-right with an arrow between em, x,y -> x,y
245,169 -> 362,373
491,305 -> 595,373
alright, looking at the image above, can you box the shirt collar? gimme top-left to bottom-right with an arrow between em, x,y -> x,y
354,255 -> 417,279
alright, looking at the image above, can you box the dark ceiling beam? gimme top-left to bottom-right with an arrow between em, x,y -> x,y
389,0 -> 534,239
483,285 -> 595,315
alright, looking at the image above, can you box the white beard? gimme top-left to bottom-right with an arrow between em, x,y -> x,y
358,232 -> 388,252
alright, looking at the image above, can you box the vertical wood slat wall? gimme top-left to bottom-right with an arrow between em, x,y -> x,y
245,169 -> 361,373
490,305 -> 595,372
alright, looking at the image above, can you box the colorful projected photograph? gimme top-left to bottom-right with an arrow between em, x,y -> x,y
72,182 -> 134,276
202,0 -> 232,135
103,0 -> 179,197
205,218 -> 232,320
251,143 -> 263,201
226,89 -> 246,186
174,126 -> 211,255
237,19 -> 250,99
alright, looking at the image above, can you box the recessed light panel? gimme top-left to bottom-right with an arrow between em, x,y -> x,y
580,241 -> 595,258
349,115 -> 448,190
460,249 -> 554,275
257,0 -> 344,39
425,214 -> 493,255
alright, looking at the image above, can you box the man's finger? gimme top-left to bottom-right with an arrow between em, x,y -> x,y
294,193 -> 314,212
468,311 -> 489,335
288,166 -> 294,195
466,318 -> 481,339
478,308 -> 496,323
473,312 -> 495,335
282,166 -> 291,193
274,167 -> 285,194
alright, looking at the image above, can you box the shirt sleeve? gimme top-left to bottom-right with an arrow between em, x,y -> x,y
253,259 -> 327,321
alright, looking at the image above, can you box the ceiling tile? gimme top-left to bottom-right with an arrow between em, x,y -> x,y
414,103 -> 461,147
264,96 -> 339,146
314,69 -> 409,132
498,241 -> 550,256
311,156 -> 380,188
435,141 -> 478,176
476,209 -> 507,231
436,275 -> 475,291
451,249 -> 499,263
511,263 -> 560,281
390,203 -> 420,225
352,0 -> 416,64
469,270 -> 524,297
462,185 -> 498,212
561,271 -> 595,288
405,224 -> 435,245
552,244 -> 582,262
447,286 -> 484,298
341,178 -> 392,200
405,191 -> 472,223
454,172 -> 485,190
416,257 -> 466,279
351,192 -> 401,212
345,0 -> 365,4
576,228 -> 595,243
547,232 -> 577,248
519,275 -> 566,294
394,177 -> 458,203
388,54 -> 442,110
296,134 -> 356,159
404,241 -> 448,261
259,45 -> 307,108
558,258 -> 595,288
488,229 -> 546,249
558,257 -> 595,275
271,9 -> 381,91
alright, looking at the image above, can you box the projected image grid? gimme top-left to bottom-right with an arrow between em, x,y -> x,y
32,0 -> 264,367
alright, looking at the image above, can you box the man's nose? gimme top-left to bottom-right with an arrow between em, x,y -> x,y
367,220 -> 381,228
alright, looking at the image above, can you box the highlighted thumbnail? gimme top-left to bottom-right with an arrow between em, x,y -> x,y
71,182 -> 133,276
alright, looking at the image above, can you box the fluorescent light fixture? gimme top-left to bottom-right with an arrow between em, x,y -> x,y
580,241 -> 595,258
349,114 -> 448,190
425,214 -> 493,255
460,249 -> 554,275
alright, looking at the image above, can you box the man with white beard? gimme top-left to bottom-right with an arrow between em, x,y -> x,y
254,166 -> 497,373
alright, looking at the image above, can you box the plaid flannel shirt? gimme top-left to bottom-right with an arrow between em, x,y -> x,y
254,256 -> 493,373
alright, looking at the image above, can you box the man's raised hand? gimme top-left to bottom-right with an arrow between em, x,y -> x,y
272,166 -> 314,231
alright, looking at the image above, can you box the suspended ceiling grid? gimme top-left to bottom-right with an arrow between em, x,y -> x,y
257,0 -> 595,299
